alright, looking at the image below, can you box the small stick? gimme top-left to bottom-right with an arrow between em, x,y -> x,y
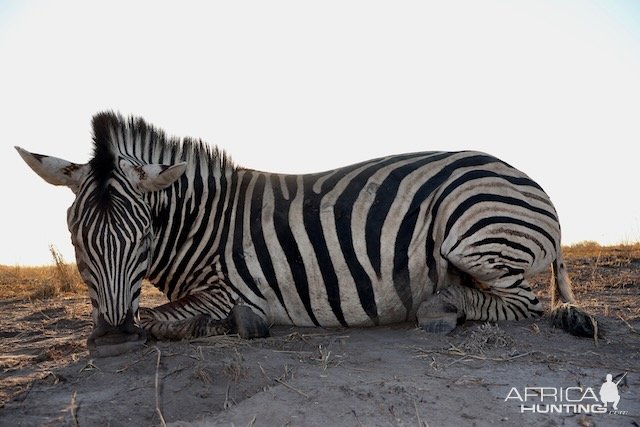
617,314 -> 640,335
352,409 -> 364,427
69,391 -> 78,427
257,362 -> 270,382
414,399 -> 422,427
154,347 -> 167,427
274,378 -> 309,398
224,383 -> 233,409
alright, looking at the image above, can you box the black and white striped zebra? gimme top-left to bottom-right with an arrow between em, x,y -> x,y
16,112 -> 595,355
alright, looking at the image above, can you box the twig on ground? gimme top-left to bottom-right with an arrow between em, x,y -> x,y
69,391 -> 78,427
352,409 -> 364,427
154,346 -> 167,427
414,399 -> 423,427
274,378 -> 309,398
116,351 -> 154,373
415,345 -> 533,366
224,383 -> 233,409
17,381 -> 34,404
78,359 -> 100,373
257,362 -> 270,382
617,314 -> 640,335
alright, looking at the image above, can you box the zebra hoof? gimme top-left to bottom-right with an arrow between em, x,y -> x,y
418,314 -> 458,334
229,305 -> 270,339
416,299 -> 460,334
551,303 -> 601,338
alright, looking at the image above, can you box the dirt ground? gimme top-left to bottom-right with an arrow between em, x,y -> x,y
1,249 -> 639,426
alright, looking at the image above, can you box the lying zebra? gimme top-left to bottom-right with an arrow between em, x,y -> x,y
16,112 -> 595,356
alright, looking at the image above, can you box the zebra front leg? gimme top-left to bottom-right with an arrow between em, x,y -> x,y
139,310 -> 232,340
139,288 -> 269,340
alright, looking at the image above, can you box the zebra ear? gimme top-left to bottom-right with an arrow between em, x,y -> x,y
15,146 -> 88,193
120,159 -> 187,193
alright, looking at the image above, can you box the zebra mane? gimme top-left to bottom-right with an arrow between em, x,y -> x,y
89,111 -> 235,205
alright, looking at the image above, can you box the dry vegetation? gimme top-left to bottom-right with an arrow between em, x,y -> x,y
556,242 -> 640,322
0,246 -> 84,301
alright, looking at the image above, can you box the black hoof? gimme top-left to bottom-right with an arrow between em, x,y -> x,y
416,296 -> 461,334
229,306 -> 270,339
418,313 -> 458,334
551,303 -> 601,338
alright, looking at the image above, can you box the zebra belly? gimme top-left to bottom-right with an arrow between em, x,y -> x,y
240,237 -> 435,327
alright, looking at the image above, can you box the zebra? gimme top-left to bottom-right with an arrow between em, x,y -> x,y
16,112 -> 595,356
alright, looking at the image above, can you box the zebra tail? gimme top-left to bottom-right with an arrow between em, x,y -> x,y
550,251 -> 576,307
550,250 -> 601,338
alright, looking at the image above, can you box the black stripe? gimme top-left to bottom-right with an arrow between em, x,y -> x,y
271,175 -> 320,326
250,174 -> 292,321
169,160 -> 212,284
232,174 -> 266,299
463,251 -> 528,265
334,160 -> 414,324
301,177 -> 347,326
444,193 -> 557,238
366,152 -> 452,278
174,169 -> 218,281
152,173 -> 188,294
470,237 -> 536,260
449,216 -> 555,254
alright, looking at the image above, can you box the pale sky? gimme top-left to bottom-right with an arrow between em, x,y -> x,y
1,1 -> 639,265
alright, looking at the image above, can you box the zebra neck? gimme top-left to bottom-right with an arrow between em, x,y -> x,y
145,165 -> 241,300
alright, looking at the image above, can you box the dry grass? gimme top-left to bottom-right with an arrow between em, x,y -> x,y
222,348 -> 248,383
0,246 -> 83,300
563,241 -> 640,263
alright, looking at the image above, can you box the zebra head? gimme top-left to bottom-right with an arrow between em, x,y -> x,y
16,145 -> 186,353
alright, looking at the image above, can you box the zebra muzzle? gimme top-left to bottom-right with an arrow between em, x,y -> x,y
87,311 -> 147,357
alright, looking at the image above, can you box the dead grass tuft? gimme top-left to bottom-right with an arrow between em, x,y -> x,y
49,245 -> 81,294
0,245 -> 83,300
222,348 -> 248,383
459,323 -> 517,356
192,347 -> 214,385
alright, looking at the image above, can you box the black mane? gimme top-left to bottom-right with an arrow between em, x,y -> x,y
88,111 -> 235,206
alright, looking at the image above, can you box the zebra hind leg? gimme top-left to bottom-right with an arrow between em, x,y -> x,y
417,276 -> 544,334
416,291 -> 465,334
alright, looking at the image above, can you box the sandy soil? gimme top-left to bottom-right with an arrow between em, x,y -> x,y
1,254 -> 639,427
